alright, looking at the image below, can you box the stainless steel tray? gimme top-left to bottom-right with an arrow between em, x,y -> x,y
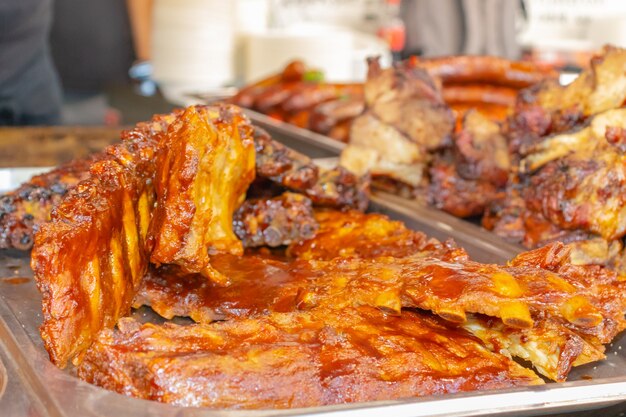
244,109 -> 345,159
1,159 -> 626,417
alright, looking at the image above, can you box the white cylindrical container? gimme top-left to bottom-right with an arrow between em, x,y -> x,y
152,0 -> 235,91
244,25 -> 354,82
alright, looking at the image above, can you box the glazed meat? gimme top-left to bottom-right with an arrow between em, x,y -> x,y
148,105 -> 256,284
1,107 -> 367,252
0,156 -> 99,250
294,244 -> 626,340
78,307 -> 542,409
254,127 -> 369,210
29,104 -> 369,368
137,243 -> 625,382
288,210 -> 458,261
430,110 -> 510,217
135,210 -> 459,324
340,57 -> 454,188
133,254 -> 300,323
233,192 -> 318,248
29,111 -> 172,368
32,160 -> 154,368
134,211 -> 626,383
519,109 -> 626,241
28,95 -> 626,407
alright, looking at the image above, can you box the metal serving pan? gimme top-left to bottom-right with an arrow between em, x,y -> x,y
1,167 -> 626,417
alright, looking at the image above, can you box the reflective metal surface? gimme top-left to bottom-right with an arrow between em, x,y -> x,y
245,109 -> 345,159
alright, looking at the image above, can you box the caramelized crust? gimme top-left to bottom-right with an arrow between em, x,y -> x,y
28,105 -> 368,368
290,244 -> 626,342
233,192 -> 318,248
134,246 -> 618,383
31,159 -> 154,368
0,156 -> 99,250
254,127 -> 369,210
520,109 -> 626,241
253,126 -> 319,190
78,308 -> 542,409
134,211 -> 460,324
133,254 -> 300,323
287,210 -> 459,261
30,109 -> 181,368
135,212 -> 626,383
517,46 -> 626,118
148,105 -> 256,284
429,110 -> 510,218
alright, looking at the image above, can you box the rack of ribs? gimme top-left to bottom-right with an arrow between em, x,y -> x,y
26,104 -> 626,408
29,104 -> 368,368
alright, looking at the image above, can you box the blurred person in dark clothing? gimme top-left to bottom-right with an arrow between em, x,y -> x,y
50,0 -> 135,96
0,0 -> 62,125
50,0 -> 135,125
49,0 -> 158,125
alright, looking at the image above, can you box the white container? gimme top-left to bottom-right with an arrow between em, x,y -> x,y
519,0 -> 626,50
588,15 -> 626,49
152,0 -> 236,91
243,25 -> 355,82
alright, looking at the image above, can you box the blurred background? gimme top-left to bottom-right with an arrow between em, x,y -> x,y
3,0 -> 626,126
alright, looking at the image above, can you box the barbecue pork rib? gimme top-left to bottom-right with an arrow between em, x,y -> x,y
30,110 -> 171,367
32,158 -> 155,367
1,108 -> 367,251
30,104 -> 368,367
340,57 -> 454,189
77,307 -> 542,409
429,110 -> 510,217
233,192 -> 318,248
134,210 -> 458,324
133,211 -> 626,382
0,156 -> 100,250
147,105 -> 256,285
